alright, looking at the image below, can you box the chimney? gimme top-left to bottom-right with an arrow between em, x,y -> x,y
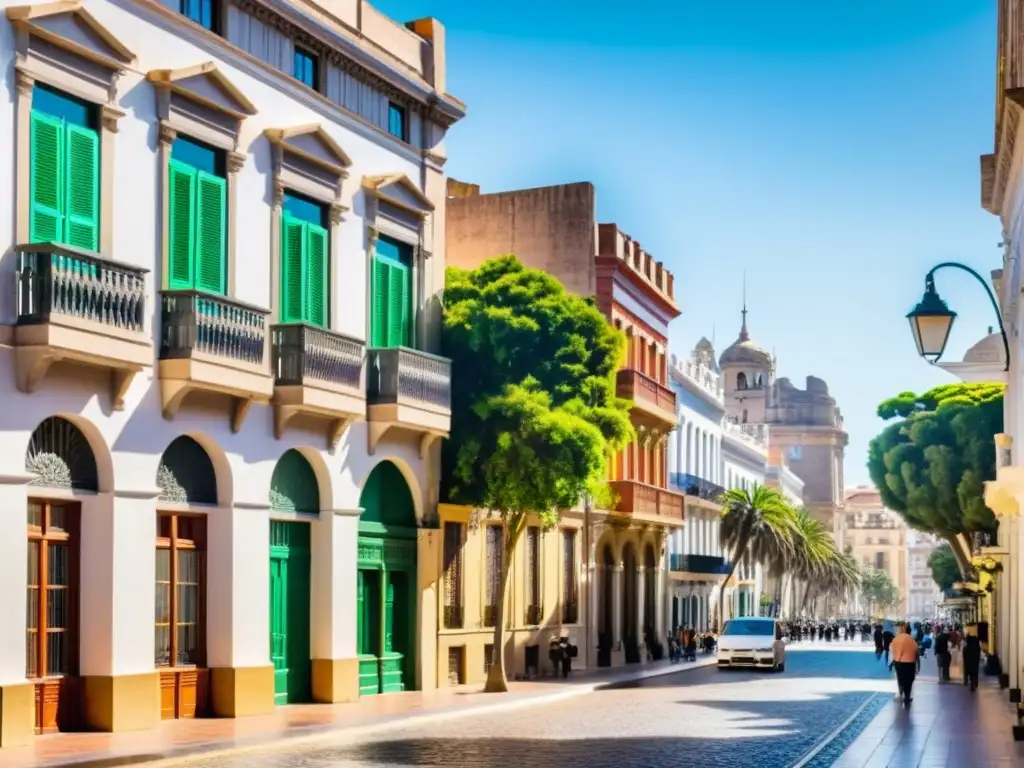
409,18 -> 447,94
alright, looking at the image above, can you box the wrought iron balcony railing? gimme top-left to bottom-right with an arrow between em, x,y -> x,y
160,290 -> 268,365
525,604 -> 542,626
672,472 -> 726,502
16,244 -> 147,331
482,604 -> 498,628
562,601 -> 579,625
271,323 -> 364,389
442,604 -> 464,630
367,347 -> 451,410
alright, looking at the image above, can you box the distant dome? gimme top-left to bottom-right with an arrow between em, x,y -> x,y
719,307 -> 773,369
962,332 -> 1005,364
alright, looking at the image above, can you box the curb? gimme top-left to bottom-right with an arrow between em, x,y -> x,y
53,659 -> 715,768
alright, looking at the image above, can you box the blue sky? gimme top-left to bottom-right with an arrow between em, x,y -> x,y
377,0 -> 1002,486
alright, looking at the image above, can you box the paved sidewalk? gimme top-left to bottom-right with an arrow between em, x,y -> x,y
832,673 -> 1024,767
0,657 -> 715,768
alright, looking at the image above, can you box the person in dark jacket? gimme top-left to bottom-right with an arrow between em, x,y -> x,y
882,624 -> 895,664
874,624 -> 884,659
963,625 -> 982,691
934,626 -> 951,682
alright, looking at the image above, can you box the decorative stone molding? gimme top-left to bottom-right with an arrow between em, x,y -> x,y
100,104 -> 124,133
14,68 -> 33,96
158,122 -> 178,147
226,151 -> 247,174
329,203 -> 349,225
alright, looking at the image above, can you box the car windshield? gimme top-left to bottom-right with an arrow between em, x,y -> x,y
722,619 -> 775,636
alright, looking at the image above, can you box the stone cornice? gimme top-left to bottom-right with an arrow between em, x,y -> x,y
990,89 -> 1024,217
232,0 -> 463,127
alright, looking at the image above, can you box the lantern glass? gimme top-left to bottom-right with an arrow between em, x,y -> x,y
907,284 -> 957,362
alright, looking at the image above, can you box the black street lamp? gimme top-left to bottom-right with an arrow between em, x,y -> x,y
907,262 -> 1010,371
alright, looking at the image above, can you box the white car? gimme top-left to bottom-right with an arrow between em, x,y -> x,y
717,617 -> 786,671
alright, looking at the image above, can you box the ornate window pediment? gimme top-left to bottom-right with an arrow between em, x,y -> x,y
265,124 -> 352,175
148,62 -> 257,120
362,173 -> 434,218
7,1 -> 136,72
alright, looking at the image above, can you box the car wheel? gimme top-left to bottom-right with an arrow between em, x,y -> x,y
778,662 -> 785,673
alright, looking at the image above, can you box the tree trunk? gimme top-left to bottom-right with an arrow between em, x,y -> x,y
945,534 -> 973,577
484,513 -> 526,694
717,533 -> 751,629
800,580 -> 813,613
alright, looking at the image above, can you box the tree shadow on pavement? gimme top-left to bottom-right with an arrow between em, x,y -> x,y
281,690 -> 877,768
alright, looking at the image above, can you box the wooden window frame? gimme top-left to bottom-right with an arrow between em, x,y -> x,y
26,500 -> 80,681
441,521 -> 464,629
155,512 -> 207,670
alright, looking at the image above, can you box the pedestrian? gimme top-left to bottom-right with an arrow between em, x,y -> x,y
890,622 -> 919,706
934,625 -> 951,682
882,621 -> 895,664
963,624 -> 982,692
874,623 -> 884,659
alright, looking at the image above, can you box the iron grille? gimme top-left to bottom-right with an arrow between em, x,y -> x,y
562,529 -> 578,624
442,522 -> 464,628
447,646 -> 464,686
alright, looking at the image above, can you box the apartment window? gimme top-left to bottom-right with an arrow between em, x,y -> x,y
442,522 -> 464,629
525,526 -> 541,624
483,525 -> 502,627
155,515 -> 206,667
387,101 -> 407,140
178,0 -> 217,32
293,46 -> 319,90
168,137 -> 227,294
789,445 -> 803,461
281,192 -> 329,326
875,552 -> 885,570
29,85 -> 99,250
562,529 -> 578,623
371,235 -> 413,348
26,501 -> 79,679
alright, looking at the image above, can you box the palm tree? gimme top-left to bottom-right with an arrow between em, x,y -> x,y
717,484 -> 796,626
783,509 -> 833,616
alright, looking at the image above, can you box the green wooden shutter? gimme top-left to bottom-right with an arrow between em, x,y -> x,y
64,123 -> 99,251
386,262 -> 409,348
356,570 -> 366,655
168,160 -> 197,290
384,578 -> 394,653
305,223 -> 328,327
29,111 -> 64,244
195,171 -> 226,295
280,215 -> 305,323
370,258 -> 389,347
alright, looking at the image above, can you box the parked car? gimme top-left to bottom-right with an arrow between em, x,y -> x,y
717,617 -> 786,672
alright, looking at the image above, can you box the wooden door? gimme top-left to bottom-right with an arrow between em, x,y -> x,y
269,521 -> 311,704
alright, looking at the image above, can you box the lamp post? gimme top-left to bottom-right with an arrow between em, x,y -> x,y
906,262 -> 1009,371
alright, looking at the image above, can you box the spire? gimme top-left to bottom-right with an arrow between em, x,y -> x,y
739,272 -> 749,341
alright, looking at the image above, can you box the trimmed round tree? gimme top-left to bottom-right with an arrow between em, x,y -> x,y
442,255 -> 633,693
867,382 -> 1002,573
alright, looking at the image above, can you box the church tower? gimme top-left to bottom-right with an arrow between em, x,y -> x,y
718,304 -> 774,424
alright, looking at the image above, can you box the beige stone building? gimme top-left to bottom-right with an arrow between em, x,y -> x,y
445,180 -> 683,674
907,529 -> 944,620
843,487 -> 908,616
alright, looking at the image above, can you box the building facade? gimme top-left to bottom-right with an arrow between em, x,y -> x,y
906,529 -> 943,620
666,340 -> 728,632
843,487 -> 908,617
446,181 -> 684,668
0,0 -> 461,745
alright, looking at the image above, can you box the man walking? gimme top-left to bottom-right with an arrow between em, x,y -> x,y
934,625 -> 951,682
890,622 -> 919,706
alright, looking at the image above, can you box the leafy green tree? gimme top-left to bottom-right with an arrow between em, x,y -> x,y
927,543 -> 961,591
718,485 -> 795,626
860,567 -> 900,616
867,382 -> 1002,573
442,256 -> 633,693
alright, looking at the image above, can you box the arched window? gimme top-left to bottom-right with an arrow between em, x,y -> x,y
754,373 -> 764,388
736,372 -> 748,390
26,417 -> 98,492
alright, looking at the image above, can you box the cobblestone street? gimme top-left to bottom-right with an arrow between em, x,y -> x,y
167,646 -> 903,768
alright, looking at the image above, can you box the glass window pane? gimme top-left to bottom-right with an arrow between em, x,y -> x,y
387,102 -> 405,139
171,136 -> 222,176
48,504 -> 68,533
283,192 -> 326,226
27,502 -> 43,528
376,235 -> 412,266
32,84 -> 94,127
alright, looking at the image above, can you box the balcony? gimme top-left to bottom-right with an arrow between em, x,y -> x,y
673,473 -> 726,504
367,347 -> 451,456
12,244 -> 151,410
616,369 -> 676,431
442,605 -> 464,630
271,323 -> 366,452
608,480 -> 685,524
525,605 -> 542,626
669,554 -> 729,575
158,290 -> 273,432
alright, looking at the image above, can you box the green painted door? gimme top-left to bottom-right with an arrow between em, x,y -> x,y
269,521 -> 311,704
357,569 -> 382,695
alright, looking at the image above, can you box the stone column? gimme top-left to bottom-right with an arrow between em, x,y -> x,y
636,566 -> 646,641
80,489 -> 160,732
612,565 -> 623,648
311,509 -> 362,701
1012,514 -> 1023,696
0,473 -> 33,746
587,556 -> 599,669
206,502 -> 274,718
656,565 -> 666,640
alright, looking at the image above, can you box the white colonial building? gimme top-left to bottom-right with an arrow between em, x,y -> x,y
0,0 -> 461,745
